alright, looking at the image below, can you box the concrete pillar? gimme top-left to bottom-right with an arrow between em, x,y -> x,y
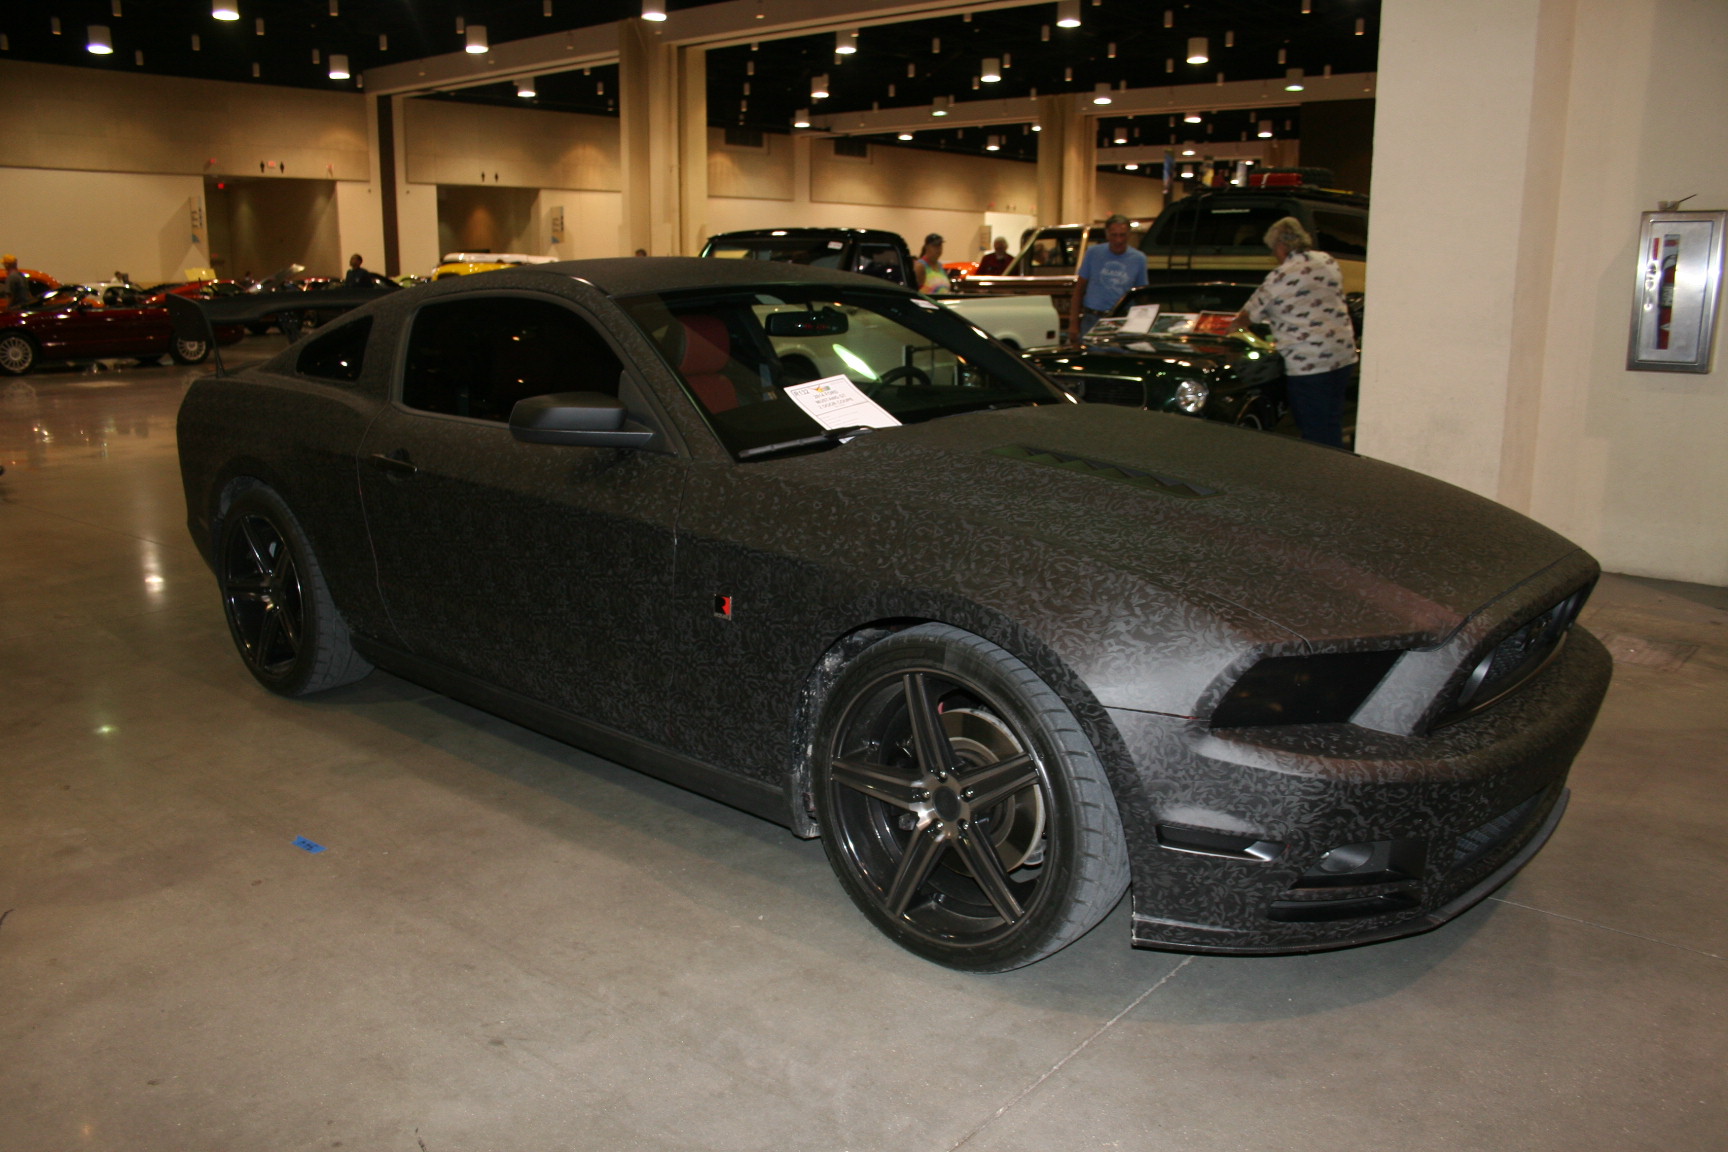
619,18 -> 708,256
1035,94 -> 1094,224
1356,0 -> 1575,505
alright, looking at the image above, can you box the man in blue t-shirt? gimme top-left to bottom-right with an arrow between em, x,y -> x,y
1066,215 -> 1148,343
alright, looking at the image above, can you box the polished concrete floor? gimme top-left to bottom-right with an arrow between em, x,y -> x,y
2,346 -> 1724,1152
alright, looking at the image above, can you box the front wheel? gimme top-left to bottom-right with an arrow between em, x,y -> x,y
0,333 -> 39,376
169,336 -> 210,365
814,624 -> 1129,971
217,486 -> 372,696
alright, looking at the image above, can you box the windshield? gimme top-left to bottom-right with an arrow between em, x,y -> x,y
618,285 -> 1065,458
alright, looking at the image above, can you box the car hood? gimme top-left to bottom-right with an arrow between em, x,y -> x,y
764,402 -> 1579,648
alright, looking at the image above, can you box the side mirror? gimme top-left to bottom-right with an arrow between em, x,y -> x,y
509,391 -> 657,448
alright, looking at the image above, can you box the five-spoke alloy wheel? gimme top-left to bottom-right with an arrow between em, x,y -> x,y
814,624 -> 1129,971
218,486 -> 371,696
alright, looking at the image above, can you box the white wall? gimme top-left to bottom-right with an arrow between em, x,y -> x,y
1361,0 -> 1728,586
0,167 -> 211,285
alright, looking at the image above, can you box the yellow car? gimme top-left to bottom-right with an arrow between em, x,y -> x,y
431,252 -> 557,280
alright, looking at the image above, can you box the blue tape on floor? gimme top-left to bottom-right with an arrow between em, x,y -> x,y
292,836 -> 326,854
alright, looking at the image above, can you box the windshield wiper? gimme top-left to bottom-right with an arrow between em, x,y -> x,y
736,424 -> 876,461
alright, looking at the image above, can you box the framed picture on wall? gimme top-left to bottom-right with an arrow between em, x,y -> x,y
1627,209 -> 1725,373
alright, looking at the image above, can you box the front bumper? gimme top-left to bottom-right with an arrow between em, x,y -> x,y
1109,626 -> 1612,954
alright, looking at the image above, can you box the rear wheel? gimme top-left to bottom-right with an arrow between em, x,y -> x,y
0,333 -> 39,376
813,624 -> 1129,971
217,486 -> 372,696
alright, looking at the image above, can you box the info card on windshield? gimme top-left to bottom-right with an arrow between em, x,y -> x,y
785,375 -> 902,429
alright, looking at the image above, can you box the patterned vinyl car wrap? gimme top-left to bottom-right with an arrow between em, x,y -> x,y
176,258 -> 1610,968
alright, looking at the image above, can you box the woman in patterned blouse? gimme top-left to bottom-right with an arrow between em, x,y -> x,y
1234,216 -> 1359,448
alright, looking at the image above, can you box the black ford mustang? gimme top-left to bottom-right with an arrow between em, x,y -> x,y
175,259 -> 1610,971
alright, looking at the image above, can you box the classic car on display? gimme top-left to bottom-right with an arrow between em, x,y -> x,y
174,258 -> 1611,971
1021,282 -> 1293,429
0,285 -> 243,375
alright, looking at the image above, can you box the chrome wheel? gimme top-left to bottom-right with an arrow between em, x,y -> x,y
815,624 -> 1128,970
0,333 -> 37,376
169,336 -> 209,364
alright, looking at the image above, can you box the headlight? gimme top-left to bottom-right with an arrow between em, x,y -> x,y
1175,378 -> 1209,413
1210,650 -> 1402,727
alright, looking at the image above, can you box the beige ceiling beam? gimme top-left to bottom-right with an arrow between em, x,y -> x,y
810,72 -> 1377,136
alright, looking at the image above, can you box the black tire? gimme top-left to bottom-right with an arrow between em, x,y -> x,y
217,486 -> 372,696
169,336 -> 210,365
0,332 -> 39,376
813,624 -> 1129,971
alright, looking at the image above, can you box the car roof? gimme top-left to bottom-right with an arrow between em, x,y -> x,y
522,255 -> 911,296
704,227 -> 905,244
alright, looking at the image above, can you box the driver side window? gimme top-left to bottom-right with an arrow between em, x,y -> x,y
401,297 -> 623,422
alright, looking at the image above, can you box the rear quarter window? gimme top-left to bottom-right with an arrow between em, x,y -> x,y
296,317 -> 373,383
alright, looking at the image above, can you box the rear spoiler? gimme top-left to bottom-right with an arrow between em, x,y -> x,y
167,285 -> 399,375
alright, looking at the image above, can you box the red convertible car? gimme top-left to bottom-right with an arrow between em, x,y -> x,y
0,286 -> 241,376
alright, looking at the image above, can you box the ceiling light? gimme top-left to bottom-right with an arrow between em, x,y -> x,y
1278,48 -> 1287,65
792,108 -> 810,127
134,49 -> 143,65
191,33 -> 201,49
1181,164 -> 1194,178
641,0 -> 666,21
86,25 -> 113,54
51,17 -> 62,35
1257,120 -> 1273,138
465,25 -> 487,53
1163,10 -> 1173,28
213,1 -> 238,20
1186,37 -> 1208,63
1091,83 -> 1112,105
543,0 -> 553,15
516,76 -> 537,97
254,16 -> 264,34
1181,146 -> 1196,156
1031,123 -> 1042,132
1302,0 -> 1312,12
980,57 -> 1001,82
1355,17 -> 1366,35
810,73 -> 829,99
1056,1 -> 1081,29
379,33 -> 387,50
986,135 -> 1001,151
1184,111 -> 1203,124
1124,163 -> 1139,171
1284,68 -> 1306,91
1225,30 -> 1235,47
329,53 -> 350,79
112,0 -> 123,16
897,131 -> 913,141
329,0 -> 339,14
1107,42 -> 1116,59
931,95 -> 950,117
836,30 -> 856,54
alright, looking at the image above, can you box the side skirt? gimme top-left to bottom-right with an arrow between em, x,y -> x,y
352,636 -> 792,829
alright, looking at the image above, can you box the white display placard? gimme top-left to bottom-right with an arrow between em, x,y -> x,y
1120,304 -> 1161,334
784,375 -> 902,430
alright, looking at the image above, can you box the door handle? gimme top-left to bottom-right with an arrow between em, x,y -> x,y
367,450 -> 418,476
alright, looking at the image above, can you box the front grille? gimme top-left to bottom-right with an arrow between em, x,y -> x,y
1051,373 -> 1146,407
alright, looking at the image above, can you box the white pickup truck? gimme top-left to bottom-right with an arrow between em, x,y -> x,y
937,293 -> 1065,350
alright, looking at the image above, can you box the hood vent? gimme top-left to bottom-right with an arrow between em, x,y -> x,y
988,445 -> 1219,499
